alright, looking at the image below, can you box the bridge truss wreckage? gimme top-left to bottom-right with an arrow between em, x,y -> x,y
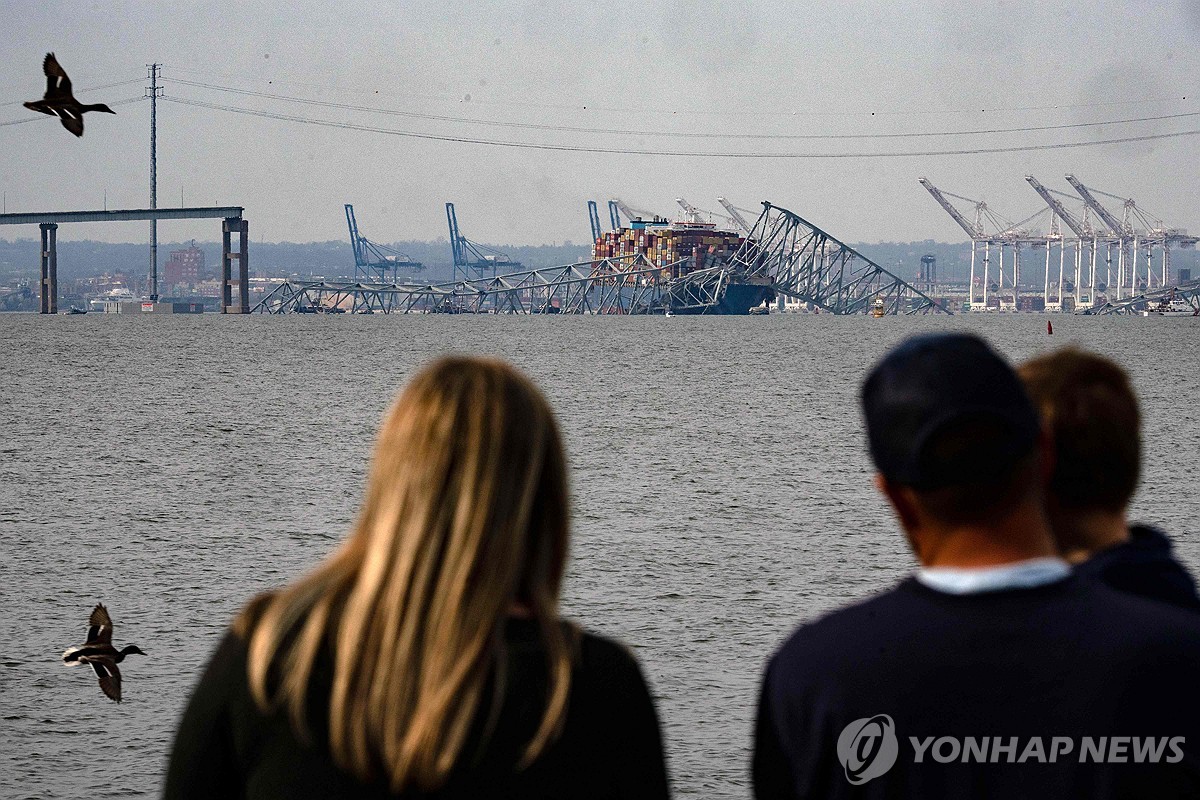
254,202 -> 948,315
728,202 -> 949,315
1078,281 -> 1200,315
253,256 -> 679,315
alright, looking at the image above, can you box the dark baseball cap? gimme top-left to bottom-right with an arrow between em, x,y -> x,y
861,333 -> 1041,490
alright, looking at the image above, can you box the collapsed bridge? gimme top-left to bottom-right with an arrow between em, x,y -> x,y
253,202 -> 950,316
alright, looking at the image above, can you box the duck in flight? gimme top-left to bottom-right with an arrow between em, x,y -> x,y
62,604 -> 146,702
24,53 -> 115,138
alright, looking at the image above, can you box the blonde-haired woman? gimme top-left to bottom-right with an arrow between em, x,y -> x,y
165,357 -> 670,799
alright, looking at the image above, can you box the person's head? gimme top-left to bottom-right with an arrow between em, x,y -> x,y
861,333 -> 1048,563
1018,347 -> 1140,553
241,356 -> 571,792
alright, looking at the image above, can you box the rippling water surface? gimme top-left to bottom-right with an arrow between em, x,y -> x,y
2,313 -> 1198,798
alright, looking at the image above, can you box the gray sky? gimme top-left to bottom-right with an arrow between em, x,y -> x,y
2,0 -> 1199,248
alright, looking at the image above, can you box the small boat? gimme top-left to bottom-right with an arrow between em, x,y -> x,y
89,288 -> 142,313
1141,295 -> 1198,317
68,306 -> 87,314
870,298 -> 886,318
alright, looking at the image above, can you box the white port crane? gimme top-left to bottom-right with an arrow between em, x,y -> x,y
676,197 -> 746,232
1064,175 -> 1197,299
1065,175 -> 1126,236
716,197 -> 755,235
918,177 -> 985,240
675,197 -> 705,223
1025,176 -> 1097,309
611,198 -> 658,223
918,178 -> 997,310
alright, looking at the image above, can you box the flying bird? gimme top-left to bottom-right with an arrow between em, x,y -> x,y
24,53 -> 116,138
62,604 -> 146,702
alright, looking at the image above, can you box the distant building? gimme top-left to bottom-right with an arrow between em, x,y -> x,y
163,241 -> 206,289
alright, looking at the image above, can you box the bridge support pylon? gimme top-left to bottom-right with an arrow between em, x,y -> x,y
222,217 -> 249,314
39,222 -> 58,314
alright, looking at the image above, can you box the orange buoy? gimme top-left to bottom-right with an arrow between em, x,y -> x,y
1047,320 -> 1054,335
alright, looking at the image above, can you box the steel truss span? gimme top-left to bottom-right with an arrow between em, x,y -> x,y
1079,281 -> 1200,315
252,256 -> 678,315
255,201 -> 949,316
729,202 -> 951,314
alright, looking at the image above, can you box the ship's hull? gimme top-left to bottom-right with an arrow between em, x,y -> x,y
668,281 -> 775,315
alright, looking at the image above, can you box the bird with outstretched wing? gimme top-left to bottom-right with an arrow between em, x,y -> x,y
23,53 -> 116,138
62,603 -> 146,702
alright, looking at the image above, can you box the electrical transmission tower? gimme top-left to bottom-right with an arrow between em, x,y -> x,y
146,63 -> 162,301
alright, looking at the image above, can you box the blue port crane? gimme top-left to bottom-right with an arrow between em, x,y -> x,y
587,201 -> 602,243
445,202 -> 522,282
608,200 -> 621,231
344,204 -> 423,283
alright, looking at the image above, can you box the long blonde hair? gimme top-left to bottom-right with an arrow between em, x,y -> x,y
238,356 -> 573,791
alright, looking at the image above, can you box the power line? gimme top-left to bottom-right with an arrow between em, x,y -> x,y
162,64 -> 1194,119
161,95 -> 1200,158
167,78 -> 1200,141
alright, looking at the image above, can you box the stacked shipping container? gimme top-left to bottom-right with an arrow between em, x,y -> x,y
591,221 -> 745,279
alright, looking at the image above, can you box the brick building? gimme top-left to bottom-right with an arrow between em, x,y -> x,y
163,241 -> 206,289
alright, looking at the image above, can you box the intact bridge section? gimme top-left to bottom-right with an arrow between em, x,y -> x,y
0,207 -> 249,314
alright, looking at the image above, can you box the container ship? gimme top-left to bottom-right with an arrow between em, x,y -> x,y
592,217 -> 774,314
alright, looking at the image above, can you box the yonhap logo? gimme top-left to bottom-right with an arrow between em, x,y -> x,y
837,714 -> 899,784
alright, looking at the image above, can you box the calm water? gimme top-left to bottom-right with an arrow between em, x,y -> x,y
1,313 -> 1198,799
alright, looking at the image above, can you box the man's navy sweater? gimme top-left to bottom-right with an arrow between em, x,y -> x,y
754,574 -> 1200,799
1075,524 -> 1200,611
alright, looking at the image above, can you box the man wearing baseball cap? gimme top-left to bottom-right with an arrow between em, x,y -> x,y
752,333 -> 1200,798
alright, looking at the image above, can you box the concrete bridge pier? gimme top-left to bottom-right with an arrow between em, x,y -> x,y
222,217 -> 249,314
40,222 -> 58,314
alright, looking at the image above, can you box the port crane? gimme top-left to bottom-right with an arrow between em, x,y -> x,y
612,198 -> 658,224
344,204 -> 423,283
676,198 -> 704,223
1065,175 -> 1197,300
675,197 -> 754,234
917,178 -> 985,240
716,197 -> 754,235
1065,175 -> 1133,300
1025,176 -> 1097,309
918,178 -> 1052,311
607,200 -> 621,231
446,202 -> 522,282
1065,175 -> 1126,236
678,197 -> 748,232
587,201 -> 603,243
918,178 -> 994,309
257,198 -> 949,316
